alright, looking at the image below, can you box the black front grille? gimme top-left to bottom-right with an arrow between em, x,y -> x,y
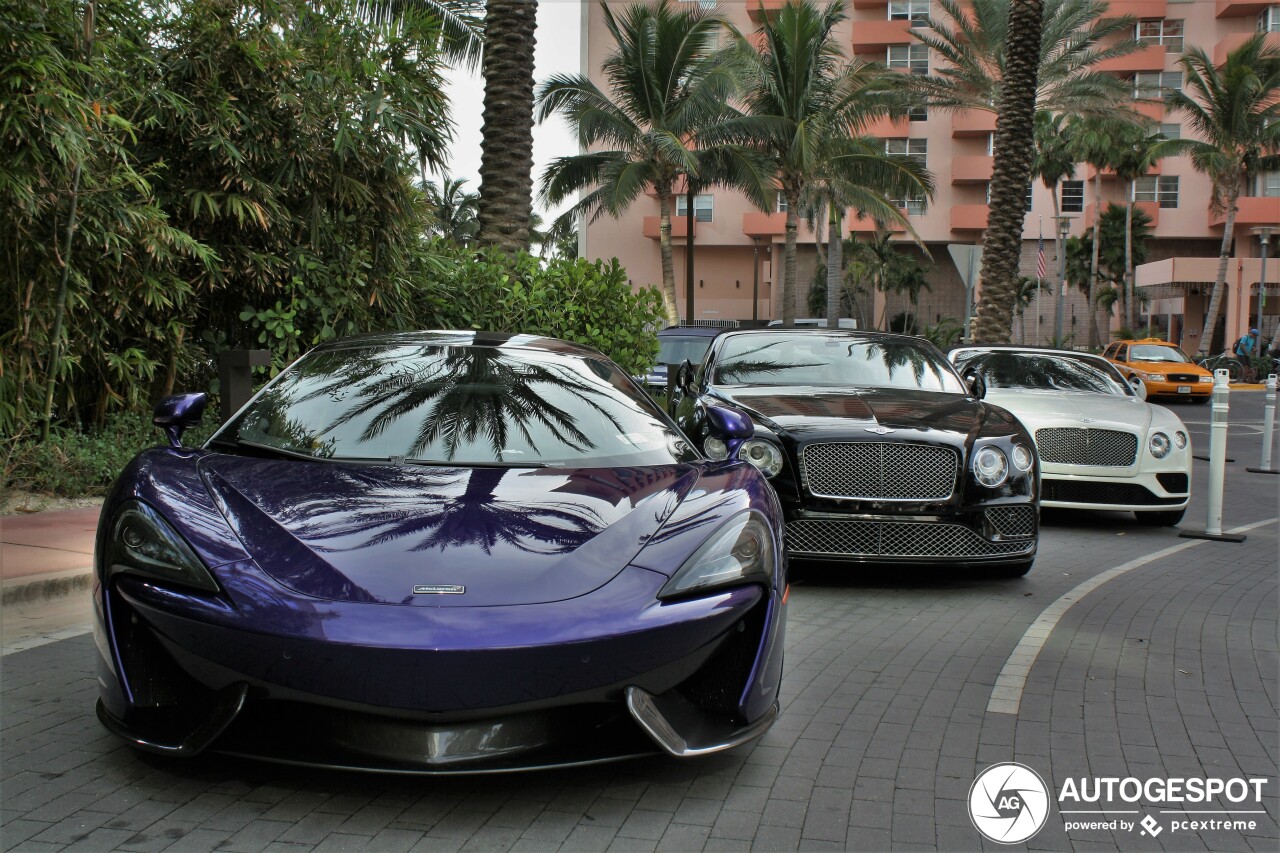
1035,428 -> 1138,466
802,442 -> 958,500
787,519 -> 1035,558
1168,374 -> 1201,383
1156,473 -> 1190,494
985,505 -> 1037,538
675,600 -> 766,720
1041,479 -> 1184,506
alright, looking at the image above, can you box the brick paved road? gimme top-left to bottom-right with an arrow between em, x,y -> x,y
2,397 -> 1276,852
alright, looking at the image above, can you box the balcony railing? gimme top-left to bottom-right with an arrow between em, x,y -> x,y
1094,44 -> 1168,73
951,155 -> 994,185
850,20 -> 916,53
1215,32 -> 1280,66
1215,0 -> 1272,18
642,216 -> 694,240
1208,196 -> 1280,228
950,204 -> 989,231
1084,201 -> 1161,229
951,110 -> 997,137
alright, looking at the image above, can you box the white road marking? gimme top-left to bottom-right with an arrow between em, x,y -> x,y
987,516 -> 1279,715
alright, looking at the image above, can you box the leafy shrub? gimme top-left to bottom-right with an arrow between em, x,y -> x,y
422,244 -> 664,376
3,413 -> 216,498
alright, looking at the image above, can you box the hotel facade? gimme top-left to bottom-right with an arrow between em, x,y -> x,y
577,0 -> 1280,351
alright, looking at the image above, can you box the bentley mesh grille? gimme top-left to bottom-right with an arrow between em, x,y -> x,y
1034,428 -> 1137,467
787,519 -> 1035,558
1041,479 -> 1184,506
802,442 -> 958,500
985,506 -> 1037,538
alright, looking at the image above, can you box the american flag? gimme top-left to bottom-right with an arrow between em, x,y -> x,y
1036,233 -> 1047,280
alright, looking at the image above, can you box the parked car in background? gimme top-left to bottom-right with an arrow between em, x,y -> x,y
673,329 -> 1039,576
950,346 -> 1192,526
642,325 -> 725,392
1103,338 -> 1212,402
95,331 -> 787,772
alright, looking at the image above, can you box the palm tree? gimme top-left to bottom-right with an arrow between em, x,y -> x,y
1031,111 -> 1075,335
1110,129 -> 1181,329
536,0 -> 765,325
724,0 -> 930,327
425,175 -> 480,245
1166,34 -> 1280,356
972,0 -> 1044,343
912,0 -> 1142,117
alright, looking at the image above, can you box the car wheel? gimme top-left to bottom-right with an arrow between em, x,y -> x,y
982,560 -> 1033,579
1134,508 -> 1185,526
1192,396 -> 1209,404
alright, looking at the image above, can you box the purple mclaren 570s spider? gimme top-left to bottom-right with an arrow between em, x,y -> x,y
94,331 -> 787,773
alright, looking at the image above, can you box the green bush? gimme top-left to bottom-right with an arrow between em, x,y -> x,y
3,413 -> 216,498
422,244 -> 664,376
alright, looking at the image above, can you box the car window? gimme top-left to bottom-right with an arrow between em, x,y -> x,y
1102,343 -> 1117,359
713,333 -> 965,393
656,335 -> 716,367
1129,344 -> 1190,363
954,352 -> 1129,395
218,344 -> 700,467
1115,345 -> 1128,362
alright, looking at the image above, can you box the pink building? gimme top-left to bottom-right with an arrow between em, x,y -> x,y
577,0 -> 1280,351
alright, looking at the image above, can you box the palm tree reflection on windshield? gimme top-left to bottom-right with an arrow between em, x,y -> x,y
716,340 -> 826,385
304,346 -> 627,461
861,342 -> 948,388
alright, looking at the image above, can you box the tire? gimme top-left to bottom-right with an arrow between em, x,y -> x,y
982,560 -> 1033,579
1134,508 -> 1185,527
1192,395 -> 1209,404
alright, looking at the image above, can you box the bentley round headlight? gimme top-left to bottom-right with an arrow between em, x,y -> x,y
1011,443 -> 1034,472
740,439 -> 784,477
1149,432 -> 1171,459
703,436 -> 729,461
973,446 -> 1008,487
1173,430 -> 1188,450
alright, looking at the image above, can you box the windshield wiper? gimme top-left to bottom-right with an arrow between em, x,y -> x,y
403,458 -> 549,469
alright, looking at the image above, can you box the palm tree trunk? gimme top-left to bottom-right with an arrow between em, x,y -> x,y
1087,171 -> 1103,349
782,187 -> 800,326
1200,177 -> 1241,357
826,206 -> 843,326
1051,189 -> 1063,343
1124,188 -> 1135,331
477,0 -> 536,254
656,190 -> 679,325
973,0 -> 1044,344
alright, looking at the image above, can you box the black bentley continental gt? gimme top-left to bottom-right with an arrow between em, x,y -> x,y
672,329 -> 1039,576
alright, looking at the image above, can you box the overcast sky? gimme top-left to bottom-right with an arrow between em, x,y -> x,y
438,1 -> 583,218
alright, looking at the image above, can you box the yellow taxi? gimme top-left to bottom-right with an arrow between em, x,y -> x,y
1102,338 -> 1212,402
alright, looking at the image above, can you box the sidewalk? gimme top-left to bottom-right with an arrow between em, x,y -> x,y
0,507 -> 100,606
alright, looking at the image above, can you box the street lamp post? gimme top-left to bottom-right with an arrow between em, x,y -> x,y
1257,227 -> 1272,346
1053,215 -> 1073,344
751,237 -> 762,324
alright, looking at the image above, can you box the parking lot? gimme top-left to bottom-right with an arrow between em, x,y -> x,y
2,393 -> 1276,852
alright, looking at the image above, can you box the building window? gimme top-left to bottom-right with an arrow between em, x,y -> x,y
1133,176 -> 1179,208
986,133 -> 995,156
1137,19 -> 1184,52
908,105 -> 928,121
888,44 -> 928,75
1260,6 -> 1280,32
888,0 -> 930,26
776,192 -> 788,213
885,138 -> 927,165
678,0 -> 718,9
1061,180 -> 1084,213
983,183 -> 1034,206
892,194 -> 927,215
1159,123 -> 1181,140
1134,71 -> 1182,99
1255,171 -> 1280,198
676,194 -> 714,222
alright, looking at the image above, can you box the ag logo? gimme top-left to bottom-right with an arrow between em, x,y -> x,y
968,762 -> 1050,844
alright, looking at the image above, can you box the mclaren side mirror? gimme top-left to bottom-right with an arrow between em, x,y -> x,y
963,370 -> 986,400
704,403 -> 754,460
1128,376 -> 1148,401
153,393 -> 208,448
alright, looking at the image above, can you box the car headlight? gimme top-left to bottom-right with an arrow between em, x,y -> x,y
658,511 -> 776,600
973,446 -> 1008,487
1149,432 -> 1171,459
1146,373 -> 1166,382
704,436 -> 729,460
1011,443 -> 1034,472
740,439 -> 784,477
108,502 -> 220,593
1199,375 -> 1212,384
1173,431 -> 1188,450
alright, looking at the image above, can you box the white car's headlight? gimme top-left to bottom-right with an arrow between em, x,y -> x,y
704,436 -> 730,460
973,446 -> 1009,487
1149,432 -> 1172,459
740,439 -> 785,477
658,512 -> 776,600
1011,443 -> 1034,472
1173,431 -> 1188,450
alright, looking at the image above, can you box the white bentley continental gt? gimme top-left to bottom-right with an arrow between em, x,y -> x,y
949,347 -> 1191,526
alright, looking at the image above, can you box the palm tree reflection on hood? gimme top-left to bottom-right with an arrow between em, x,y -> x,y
298,345 -> 626,462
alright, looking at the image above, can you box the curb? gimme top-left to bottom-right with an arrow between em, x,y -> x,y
1,568 -> 93,607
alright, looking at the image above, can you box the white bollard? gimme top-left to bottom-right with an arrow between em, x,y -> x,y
1248,374 -> 1278,475
1182,369 -> 1247,542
